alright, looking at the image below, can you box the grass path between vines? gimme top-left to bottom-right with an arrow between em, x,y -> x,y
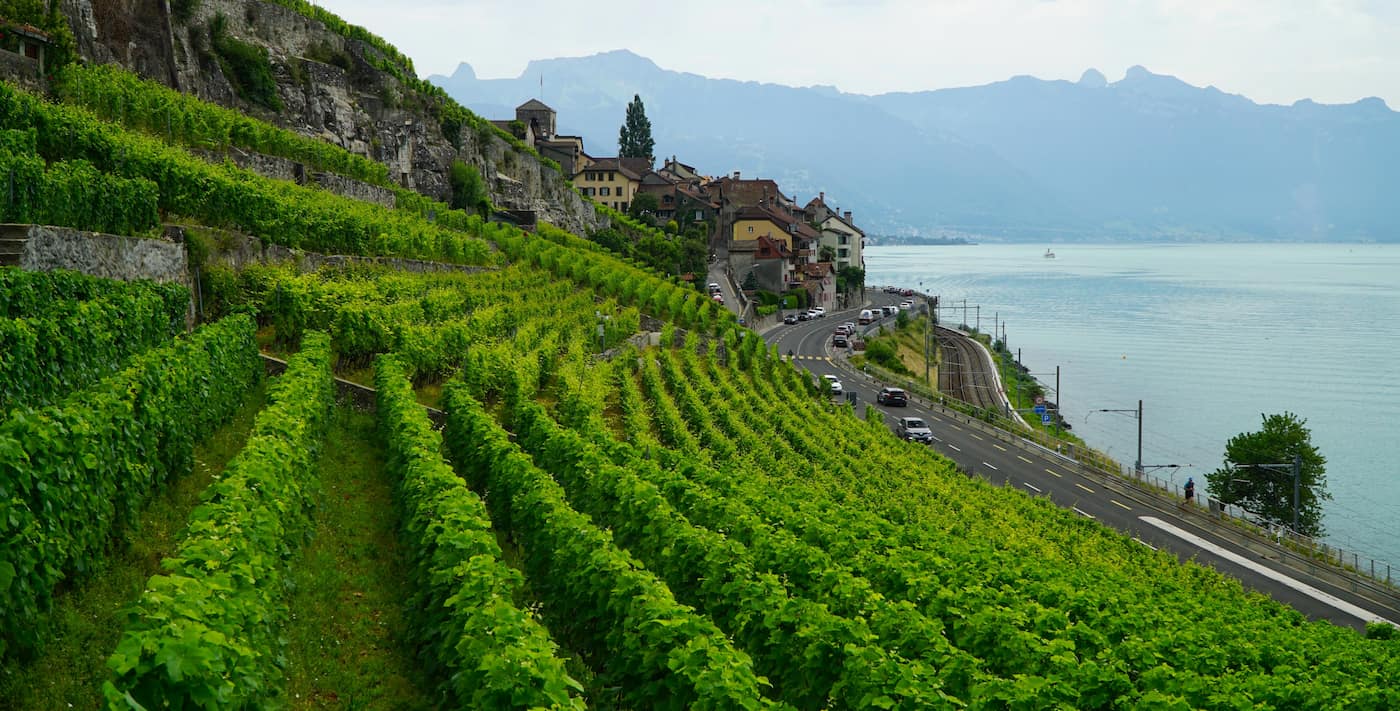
281,404 -> 435,710
0,378 -> 270,710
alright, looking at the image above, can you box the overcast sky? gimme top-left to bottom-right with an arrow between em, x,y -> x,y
312,0 -> 1399,108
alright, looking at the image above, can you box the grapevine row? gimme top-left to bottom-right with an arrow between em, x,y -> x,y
0,81 -> 497,265
442,383 -> 786,711
0,314 -> 260,663
373,354 -> 586,709
0,152 -> 159,236
103,332 -> 334,707
1,276 -> 189,411
510,390 -> 961,709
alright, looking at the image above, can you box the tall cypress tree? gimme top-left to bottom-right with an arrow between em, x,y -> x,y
618,94 -> 655,164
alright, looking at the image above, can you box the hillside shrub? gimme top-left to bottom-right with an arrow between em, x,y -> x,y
210,13 -> 282,111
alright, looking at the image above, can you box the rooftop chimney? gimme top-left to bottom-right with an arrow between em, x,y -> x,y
732,170 -> 740,180
819,191 -> 825,203
844,210 -> 852,222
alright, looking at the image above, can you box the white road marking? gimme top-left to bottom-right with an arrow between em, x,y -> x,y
1110,499 -> 1132,511
1075,483 -> 1096,494
1074,507 -> 1095,519
1046,468 -> 1062,478
970,433 -> 984,441
1017,455 -> 1033,464
1134,538 -> 1158,551
993,444 -> 1007,452
947,444 -> 961,452
982,461 -> 999,471
1023,482 -> 1041,493
1139,516 -> 1398,627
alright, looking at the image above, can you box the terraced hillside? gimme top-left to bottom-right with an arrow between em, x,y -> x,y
1,14 -> 1398,710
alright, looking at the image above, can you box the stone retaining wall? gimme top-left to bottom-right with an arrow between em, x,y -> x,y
7,223 -> 189,287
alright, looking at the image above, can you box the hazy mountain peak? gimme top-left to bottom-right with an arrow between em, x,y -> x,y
1123,64 -> 1153,81
443,62 -> 475,82
522,49 -> 660,78
1078,68 -> 1107,88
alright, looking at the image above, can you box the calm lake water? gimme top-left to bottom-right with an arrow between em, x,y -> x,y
867,243 -> 1400,569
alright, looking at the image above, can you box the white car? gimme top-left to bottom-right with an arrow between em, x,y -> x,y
811,307 -> 827,318
899,301 -> 913,311
821,374 -> 843,395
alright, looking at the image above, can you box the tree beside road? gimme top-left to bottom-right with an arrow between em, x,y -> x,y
1207,412 -> 1330,536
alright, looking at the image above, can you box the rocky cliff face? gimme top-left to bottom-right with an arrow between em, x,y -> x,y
56,0 -> 601,235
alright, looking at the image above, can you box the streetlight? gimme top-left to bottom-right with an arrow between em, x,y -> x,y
1227,453 -> 1303,532
1089,399 -> 1143,475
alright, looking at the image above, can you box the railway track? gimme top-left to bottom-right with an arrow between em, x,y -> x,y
935,325 -> 1002,411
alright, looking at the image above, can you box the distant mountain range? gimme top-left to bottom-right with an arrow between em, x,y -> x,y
431,51 -> 1400,242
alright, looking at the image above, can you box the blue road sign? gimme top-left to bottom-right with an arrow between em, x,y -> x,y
1041,413 -> 1052,424
1033,404 -> 1047,415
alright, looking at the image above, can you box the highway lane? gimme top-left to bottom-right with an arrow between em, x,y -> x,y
762,299 -> 1400,631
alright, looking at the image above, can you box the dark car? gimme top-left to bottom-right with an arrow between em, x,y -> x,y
833,334 -> 849,348
783,314 -> 798,324
877,387 -> 908,406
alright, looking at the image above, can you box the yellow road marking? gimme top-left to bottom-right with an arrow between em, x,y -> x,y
1075,483 -> 1095,494
1111,499 -> 1132,511
1017,455 -> 1033,464
993,444 -> 1007,452
969,433 -> 984,441
1045,468 -> 1062,478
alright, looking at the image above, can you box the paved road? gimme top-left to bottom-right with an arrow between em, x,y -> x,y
763,298 -> 1400,631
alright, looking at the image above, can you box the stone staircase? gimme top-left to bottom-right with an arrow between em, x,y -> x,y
0,224 -> 29,266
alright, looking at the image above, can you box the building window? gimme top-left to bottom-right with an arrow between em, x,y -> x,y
694,210 -> 702,220
838,248 -> 849,258
609,173 -> 615,181
839,235 -> 848,245
621,202 -> 629,212
747,225 -> 754,233
600,187 -> 611,196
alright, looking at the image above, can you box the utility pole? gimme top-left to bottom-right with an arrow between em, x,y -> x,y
1055,366 -> 1062,436
1292,452 -> 1302,532
1137,399 -> 1143,476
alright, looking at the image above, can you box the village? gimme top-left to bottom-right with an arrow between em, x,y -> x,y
493,98 -> 867,320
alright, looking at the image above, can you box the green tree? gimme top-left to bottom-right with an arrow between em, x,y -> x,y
837,266 -> 865,294
588,227 -> 628,255
818,245 -> 836,263
618,94 -> 655,163
629,191 -> 659,222
1206,412 -> 1330,536
448,160 -> 491,217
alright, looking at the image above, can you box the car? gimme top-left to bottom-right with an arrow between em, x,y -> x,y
834,325 -> 850,336
833,334 -> 849,348
882,306 -> 897,316
844,321 -> 856,331
901,289 -> 915,297
899,301 -> 913,310
821,374 -> 843,395
877,387 -> 908,407
811,307 -> 826,318
783,314 -> 798,325
797,311 -> 811,321
898,416 -> 933,443
858,309 -> 874,325
712,293 -> 723,303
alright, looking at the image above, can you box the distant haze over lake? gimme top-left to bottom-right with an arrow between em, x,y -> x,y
433,51 -> 1400,243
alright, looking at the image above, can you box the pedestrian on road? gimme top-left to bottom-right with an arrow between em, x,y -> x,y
1184,477 -> 1196,505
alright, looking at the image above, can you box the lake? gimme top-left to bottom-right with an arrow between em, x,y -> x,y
866,243 -> 1400,570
